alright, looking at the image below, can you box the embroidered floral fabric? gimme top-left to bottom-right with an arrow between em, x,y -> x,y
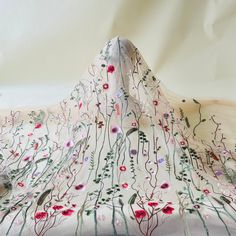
0,37 -> 236,236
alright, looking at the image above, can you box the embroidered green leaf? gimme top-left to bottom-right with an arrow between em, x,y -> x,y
37,189 -> 52,206
128,193 -> 137,205
126,128 -> 138,137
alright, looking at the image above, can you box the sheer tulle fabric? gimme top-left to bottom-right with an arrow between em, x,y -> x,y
0,37 -> 235,236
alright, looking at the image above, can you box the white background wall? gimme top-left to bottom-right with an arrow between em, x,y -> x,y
1,0 -> 236,108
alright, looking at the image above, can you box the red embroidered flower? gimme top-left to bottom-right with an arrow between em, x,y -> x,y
148,202 -> 158,207
52,205 -> 64,211
162,206 -> 174,214
17,182 -> 25,187
163,125 -> 169,132
203,189 -> 210,195
62,209 -> 74,216
103,83 -> 109,90
119,166 -> 127,171
35,211 -> 48,219
153,100 -> 158,106
121,183 -> 128,189
35,123 -> 42,129
72,204 -> 77,208
75,184 -> 84,190
135,209 -> 147,219
98,121 -> 104,128
107,65 -> 115,73
160,182 -> 169,189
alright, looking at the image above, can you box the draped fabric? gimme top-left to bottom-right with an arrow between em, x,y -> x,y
0,37 -> 236,236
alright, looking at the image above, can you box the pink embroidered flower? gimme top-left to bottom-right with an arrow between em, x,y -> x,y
28,133 -> 33,137
107,65 -> 115,73
180,140 -> 186,146
203,189 -> 210,195
121,183 -> 129,189
111,125 -> 120,134
103,83 -> 109,90
17,182 -> 24,187
119,166 -> 127,171
160,182 -> 170,189
52,205 -> 64,211
66,140 -> 74,148
34,143 -> 39,150
162,206 -> 174,214
35,211 -> 48,219
131,122 -> 137,127
23,156 -> 31,161
35,123 -> 42,129
135,209 -> 147,219
75,184 -> 84,190
148,202 -> 158,207
62,209 -> 74,216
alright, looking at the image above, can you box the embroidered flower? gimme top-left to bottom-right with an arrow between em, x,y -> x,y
17,182 -> 25,187
52,205 -> 64,211
160,182 -> 170,189
98,121 -> 104,128
62,209 -> 74,216
193,204 -> 200,209
158,158 -> 165,164
34,143 -> 39,150
107,65 -> 115,73
111,125 -> 121,134
180,141 -> 186,146
35,123 -> 42,129
215,170 -> 223,176
163,113 -> 169,119
153,100 -> 158,106
121,183 -> 129,189
163,125 -> 169,132
103,83 -> 109,90
75,184 -> 84,190
119,166 -> 127,172
162,206 -> 174,214
203,189 -> 210,195
135,209 -> 147,219
35,211 -> 48,219
148,202 -> 158,207
23,156 -> 31,161
130,149 -> 137,155
66,140 -> 74,148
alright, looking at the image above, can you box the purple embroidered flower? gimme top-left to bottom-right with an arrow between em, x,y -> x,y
130,149 -> 137,155
215,170 -> 223,176
158,158 -> 165,164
